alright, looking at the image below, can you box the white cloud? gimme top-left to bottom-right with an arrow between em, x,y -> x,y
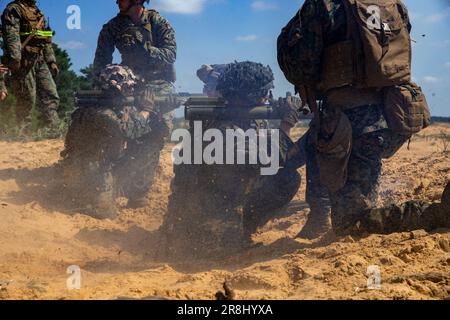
58,41 -> 87,50
430,39 -> 450,48
251,1 -> 278,11
152,0 -> 207,15
424,7 -> 450,23
235,35 -> 259,42
423,76 -> 440,84
445,62 -> 450,68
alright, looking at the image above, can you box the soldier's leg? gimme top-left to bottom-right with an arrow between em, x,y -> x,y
159,163 -> 194,256
117,134 -> 165,208
297,135 -> 332,239
35,61 -> 60,126
82,161 -> 117,219
241,130 -> 304,239
361,179 -> 450,233
119,82 -> 173,208
330,129 -> 409,236
243,167 -> 301,239
11,71 -> 36,125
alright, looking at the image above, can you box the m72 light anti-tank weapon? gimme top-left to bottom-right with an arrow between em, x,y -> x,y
184,92 -> 309,121
75,90 -> 201,113
75,90 -> 309,122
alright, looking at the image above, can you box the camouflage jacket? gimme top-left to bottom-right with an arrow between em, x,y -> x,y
1,1 -> 56,67
94,9 -> 177,83
292,0 -> 411,87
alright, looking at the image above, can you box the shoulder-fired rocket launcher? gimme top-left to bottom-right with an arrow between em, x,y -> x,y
75,91 -> 307,121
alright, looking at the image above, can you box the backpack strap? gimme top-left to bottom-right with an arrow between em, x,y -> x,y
141,10 -> 155,45
340,0 -> 365,85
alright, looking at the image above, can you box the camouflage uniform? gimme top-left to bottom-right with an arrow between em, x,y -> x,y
161,62 -> 301,256
93,8 -> 177,207
280,0 -> 445,236
62,64 -> 160,218
1,0 -> 60,125
288,129 -> 332,239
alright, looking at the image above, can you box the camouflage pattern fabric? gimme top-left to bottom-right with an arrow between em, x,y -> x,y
92,7 -> 177,207
281,0 -> 432,236
1,0 -> 59,125
10,59 -> 59,124
161,62 -> 300,255
282,0 -> 411,87
352,179 -> 450,235
162,121 -> 300,256
98,63 -> 140,96
93,9 -> 176,83
216,61 -> 274,106
328,105 -> 410,235
62,63 -> 173,215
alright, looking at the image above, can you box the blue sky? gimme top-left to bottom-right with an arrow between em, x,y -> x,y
1,0 -> 449,116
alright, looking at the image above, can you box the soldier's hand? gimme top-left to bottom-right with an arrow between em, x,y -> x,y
0,91 -> 8,102
139,111 -> 150,120
0,65 -> 9,75
49,62 -> 60,77
137,87 -> 156,113
278,96 -> 302,125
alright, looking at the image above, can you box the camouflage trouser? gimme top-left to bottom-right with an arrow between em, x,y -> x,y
328,105 -> 410,235
162,163 -> 301,256
63,82 -> 172,211
114,81 -> 174,201
301,131 -> 332,217
11,59 -> 60,125
113,125 -> 166,201
242,167 -> 301,236
162,129 -> 301,256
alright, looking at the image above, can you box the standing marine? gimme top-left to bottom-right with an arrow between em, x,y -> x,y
93,0 -> 177,208
278,0 -> 448,236
1,0 -> 60,128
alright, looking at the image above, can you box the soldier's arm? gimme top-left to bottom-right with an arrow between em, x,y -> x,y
147,12 -> 177,65
93,23 -> 115,76
1,6 -> 23,67
43,43 -> 57,65
0,67 -> 8,100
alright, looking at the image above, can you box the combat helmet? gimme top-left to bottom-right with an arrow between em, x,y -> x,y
98,64 -> 141,97
216,61 -> 274,107
119,0 -> 150,12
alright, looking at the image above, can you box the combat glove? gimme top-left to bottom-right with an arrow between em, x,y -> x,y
135,87 -> 156,114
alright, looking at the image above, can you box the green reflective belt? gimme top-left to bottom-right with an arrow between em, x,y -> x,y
20,30 -> 53,38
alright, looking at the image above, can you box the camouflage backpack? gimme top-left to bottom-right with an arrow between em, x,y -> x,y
277,0 -> 412,91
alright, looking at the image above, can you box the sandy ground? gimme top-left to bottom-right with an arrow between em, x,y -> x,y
0,124 -> 449,300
